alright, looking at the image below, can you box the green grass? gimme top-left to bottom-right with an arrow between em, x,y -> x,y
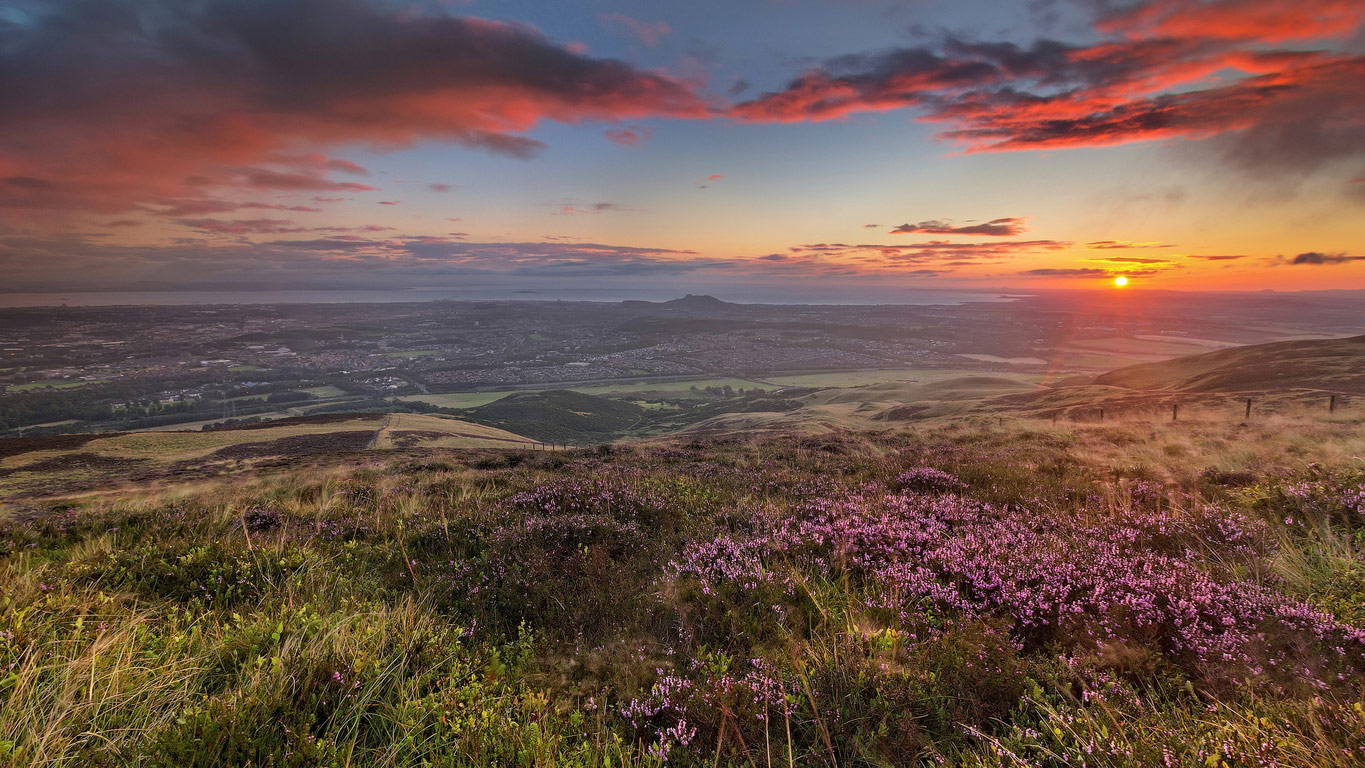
761,368 -> 1038,389
300,385 -> 348,399
227,365 -> 261,372
405,379 -> 771,410
7,380 -> 90,392
401,392 -> 515,409
458,390 -> 644,443
564,377 -> 768,398
1,419 -> 1362,766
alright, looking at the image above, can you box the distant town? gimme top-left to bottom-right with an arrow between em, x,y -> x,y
4,290 -> 1364,436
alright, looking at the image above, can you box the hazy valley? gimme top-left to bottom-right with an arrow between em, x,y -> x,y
3,293 -> 1365,767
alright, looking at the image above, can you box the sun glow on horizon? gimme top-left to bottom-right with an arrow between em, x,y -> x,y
1114,276 -> 1129,287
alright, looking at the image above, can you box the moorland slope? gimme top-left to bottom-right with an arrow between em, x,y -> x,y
1094,334 -> 1365,394
1,419 -> 1363,766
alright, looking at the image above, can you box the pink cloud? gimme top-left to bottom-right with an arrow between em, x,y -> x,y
605,126 -> 655,147
890,217 -> 1027,236
730,2 -> 1365,173
0,1 -> 706,218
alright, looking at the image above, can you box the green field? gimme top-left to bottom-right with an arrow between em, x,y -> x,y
403,378 -> 771,409
136,411 -> 301,432
563,377 -> 769,398
7,379 -> 91,392
0,413 -> 537,499
400,392 -> 516,409
300,385 -> 348,398
762,367 -> 1041,389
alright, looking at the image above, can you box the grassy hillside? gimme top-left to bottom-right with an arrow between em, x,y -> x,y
1,417 -> 1363,766
1094,334 -> 1365,393
700,338 -> 1365,433
458,390 -> 646,444
0,413 -> 535,500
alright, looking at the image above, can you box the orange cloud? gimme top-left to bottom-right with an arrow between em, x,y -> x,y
890,218 -> 1028,236
0,0 -> 706,218
1098,0 -> 1364,43
731,2 -> 1365,174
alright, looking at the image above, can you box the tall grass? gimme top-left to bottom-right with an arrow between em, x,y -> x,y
1,420 -> 1362,766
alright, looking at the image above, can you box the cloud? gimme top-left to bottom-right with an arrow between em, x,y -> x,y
272,153 -> 370,176
553,202 -> 635,216
176,217 -> 402,235
604,125 -> 655,146
1287,251 -> 1363,264
600,13 -> 672,46
148,199 -> 324,216
1085,255 -> 1176,264
1096,0 -> 1364,43
1019,267 -> 1109,276
730,3 -> 1365,177
312,224 -> 395,233
1184,253 -> 1248,260
1085,240 -> 1174,249
0,231 -> 725,290
428,183 -> 454,193
3,176 -> 53,191
785,239 -> 1070,271
0,0 -> 706,217
176,218 -> 309,235
239,169 -> 377,192
890,217 -> 1027,236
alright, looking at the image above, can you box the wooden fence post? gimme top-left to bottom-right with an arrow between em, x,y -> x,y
1172,403 -> 1179,422
1245,398 -> 1252,419
1330,394 -> 1337,413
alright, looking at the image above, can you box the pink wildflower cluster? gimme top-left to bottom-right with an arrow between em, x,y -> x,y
1268,468 -> 1365,527
623,658 -> 792,762
672,488 -> 1365,688
508,474 -> 670,520
894,467 -> 967,494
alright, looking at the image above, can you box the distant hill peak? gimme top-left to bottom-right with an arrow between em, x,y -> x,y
623,294 -> 733,309
665,294 -> 729,306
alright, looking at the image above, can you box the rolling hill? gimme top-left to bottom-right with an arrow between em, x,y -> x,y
457,390 -> 645,444
677,336 -> 1365,435
1093,334 -> 1365,394
0,412 -> 535,500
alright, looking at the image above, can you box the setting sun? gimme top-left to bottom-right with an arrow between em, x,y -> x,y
1114,276 -> 1129,287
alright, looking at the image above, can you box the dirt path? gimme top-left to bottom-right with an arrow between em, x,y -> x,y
365,414 -> 392,450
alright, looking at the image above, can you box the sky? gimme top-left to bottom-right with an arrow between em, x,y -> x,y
0,0 -> 1362,297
